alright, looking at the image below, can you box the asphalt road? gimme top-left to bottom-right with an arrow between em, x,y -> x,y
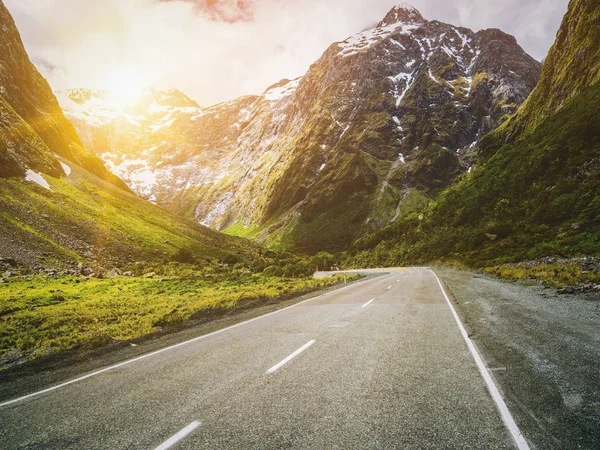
437,267 -> 600,449
0,268 -> 519,449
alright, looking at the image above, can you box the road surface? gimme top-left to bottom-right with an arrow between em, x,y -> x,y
0,268 -> 523,449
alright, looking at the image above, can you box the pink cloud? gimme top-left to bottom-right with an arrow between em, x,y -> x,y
160,0 -> 256,22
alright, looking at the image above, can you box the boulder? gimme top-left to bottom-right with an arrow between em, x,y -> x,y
0,257 -> 17,267
105,269 -> 120,278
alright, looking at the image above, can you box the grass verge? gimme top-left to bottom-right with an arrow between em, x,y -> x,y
0,271 -> 356,369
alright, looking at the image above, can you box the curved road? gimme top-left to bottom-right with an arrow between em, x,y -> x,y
0,268 -> 524,449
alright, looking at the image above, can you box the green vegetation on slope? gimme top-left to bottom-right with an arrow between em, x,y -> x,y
0,159 -> 260,270
344,79 -> 600,268
483,262 -> 600,288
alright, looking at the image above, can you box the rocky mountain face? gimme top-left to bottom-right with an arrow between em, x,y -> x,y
346,0 -> 600,268
60,4 -> 541,252
482,0 -> 600,148
0,1 -> 124,187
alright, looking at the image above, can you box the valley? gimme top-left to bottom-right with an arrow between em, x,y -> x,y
1,0 -> 600,448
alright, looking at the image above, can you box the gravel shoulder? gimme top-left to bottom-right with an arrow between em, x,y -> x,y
435,266 -> 600,450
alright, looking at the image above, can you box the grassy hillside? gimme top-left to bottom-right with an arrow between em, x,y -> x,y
0,158 -> 262,271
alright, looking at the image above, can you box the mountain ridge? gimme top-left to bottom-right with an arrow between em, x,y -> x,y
0,1 -> 126,188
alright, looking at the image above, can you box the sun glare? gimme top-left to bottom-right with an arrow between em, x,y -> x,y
104,68 -> 145,106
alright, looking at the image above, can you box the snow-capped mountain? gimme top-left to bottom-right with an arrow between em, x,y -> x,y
59,4 -> 542,252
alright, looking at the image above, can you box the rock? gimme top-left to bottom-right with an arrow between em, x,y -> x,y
122,271 -> 133,277
0,278 -> 4,283
105,268 -> 120,278
143,272 -> 156,278
0,257 -> 17,267
2,271 -> 12,278
557,287 -> 575,295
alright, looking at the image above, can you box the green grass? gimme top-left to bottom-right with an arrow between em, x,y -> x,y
0,160 -> 261,269
222,222 -> 261,239
0,271 -> 355,367
483,263 -> 600,288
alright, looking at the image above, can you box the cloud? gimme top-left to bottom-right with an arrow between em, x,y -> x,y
4,0 -> 569,106
160,0 -> 257,22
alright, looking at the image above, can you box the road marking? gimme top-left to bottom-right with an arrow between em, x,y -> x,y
267,340 -> 315,374
429,269 -> 530,450
154,421 -> 201,450
361,298 -> 375,308
0,276 -> 381,408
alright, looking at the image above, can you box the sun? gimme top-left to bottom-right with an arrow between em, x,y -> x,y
104,68 -> 145,106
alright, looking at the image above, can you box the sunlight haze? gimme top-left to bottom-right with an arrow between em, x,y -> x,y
4,0 -> 567,106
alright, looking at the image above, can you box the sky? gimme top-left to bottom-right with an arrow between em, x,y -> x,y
5,0 -> 569,107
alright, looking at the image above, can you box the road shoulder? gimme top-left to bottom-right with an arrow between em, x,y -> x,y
435,266 -> 600,449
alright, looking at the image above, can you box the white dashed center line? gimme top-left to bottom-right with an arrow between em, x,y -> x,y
362,298 -> 375,308
267,340 -> 315,374
154,421 -> 201,450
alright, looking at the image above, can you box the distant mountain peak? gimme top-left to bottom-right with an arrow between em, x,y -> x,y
378,2 -> 425,27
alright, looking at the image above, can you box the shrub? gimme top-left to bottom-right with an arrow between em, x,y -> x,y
173,248 -> 195,264
262,265 -> 283,277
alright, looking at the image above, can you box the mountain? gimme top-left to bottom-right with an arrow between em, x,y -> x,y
55,88 -> 206,201
0,0 -> 260,271
347,0 -> 600,267
0,3 -> 125,188
59,4 -> 541,253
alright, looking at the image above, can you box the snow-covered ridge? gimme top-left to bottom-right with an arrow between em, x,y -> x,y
263,78 -> 301,102
56,88 -> 203,129
337,22 -> 422,58
378,2 -> 425,27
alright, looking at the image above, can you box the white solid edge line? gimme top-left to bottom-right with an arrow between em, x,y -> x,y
0,275 -> 379,408
267,339 -> 315,374
428,269 -> 530,450
154,421 -> 201,450
361,298 -> 375,308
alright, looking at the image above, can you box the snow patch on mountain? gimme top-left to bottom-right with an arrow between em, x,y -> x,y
25,170 -> 52,190
59,161 -> 72,176
264,78 -> 301,101
337,23 -> 422,58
